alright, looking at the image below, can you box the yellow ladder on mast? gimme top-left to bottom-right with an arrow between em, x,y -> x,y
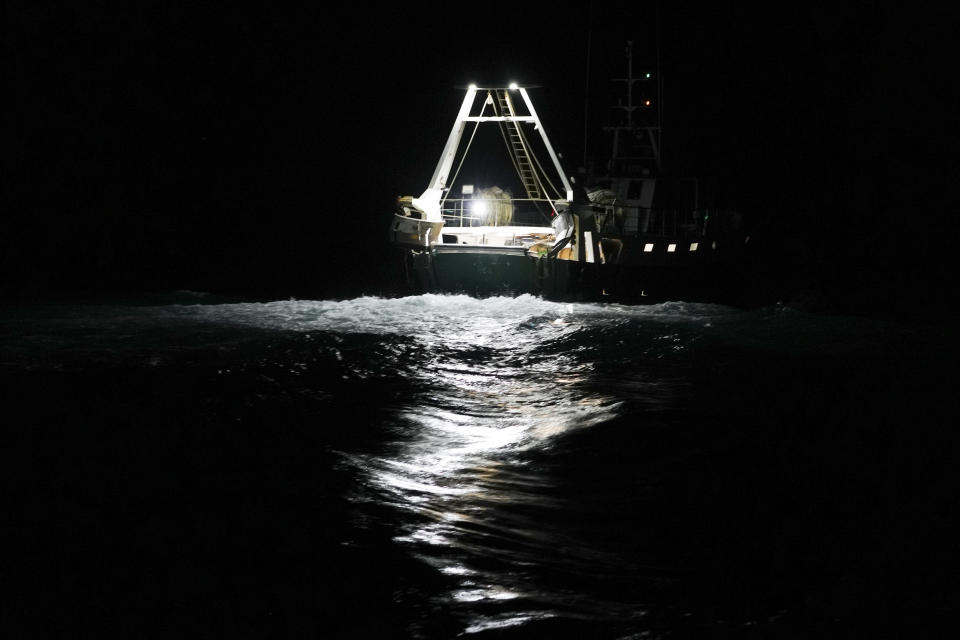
494,90 -> 543,200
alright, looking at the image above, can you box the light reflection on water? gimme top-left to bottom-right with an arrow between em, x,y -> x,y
334,297 -> 657,633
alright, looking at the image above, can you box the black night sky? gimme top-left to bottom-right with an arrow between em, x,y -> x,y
3,2 -> 956,313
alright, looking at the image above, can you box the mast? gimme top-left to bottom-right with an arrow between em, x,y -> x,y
582,5 -> 593,170
604,41 -> 661,177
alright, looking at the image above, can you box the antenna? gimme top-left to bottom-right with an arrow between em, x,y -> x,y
582,4 -> 593,170
655,0 -> 663,162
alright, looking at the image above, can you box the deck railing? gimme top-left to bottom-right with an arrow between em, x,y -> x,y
433,198 -> 742,237
440,198 -> 556,228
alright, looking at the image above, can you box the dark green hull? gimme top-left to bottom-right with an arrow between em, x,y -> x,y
413,246 -> 537,297
399,234 -> 753,304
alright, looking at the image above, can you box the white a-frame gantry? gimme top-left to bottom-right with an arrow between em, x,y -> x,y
412,84 -> 574,222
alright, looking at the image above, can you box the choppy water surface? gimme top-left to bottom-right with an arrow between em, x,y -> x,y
1,293 -> 955,638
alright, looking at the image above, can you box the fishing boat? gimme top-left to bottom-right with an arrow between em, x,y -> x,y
389,83 -> 602,300
389,54 -> 751,303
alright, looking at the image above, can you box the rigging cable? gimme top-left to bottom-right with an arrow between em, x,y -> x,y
440,94 -> 490,213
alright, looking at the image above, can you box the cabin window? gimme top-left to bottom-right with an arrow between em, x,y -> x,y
643,243 -> 654,252
689,242 -> 699,252
667,243 -> 676,252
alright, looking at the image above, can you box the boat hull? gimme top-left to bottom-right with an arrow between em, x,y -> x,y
397,229 -> 751,304
595,231 -> 752,303
399,245 -> 604,301
409,245 -> 538,297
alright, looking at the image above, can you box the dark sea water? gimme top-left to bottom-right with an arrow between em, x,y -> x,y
1,292 -> 957,638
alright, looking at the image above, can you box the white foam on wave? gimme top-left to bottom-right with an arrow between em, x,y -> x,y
177,293 -> 738,339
